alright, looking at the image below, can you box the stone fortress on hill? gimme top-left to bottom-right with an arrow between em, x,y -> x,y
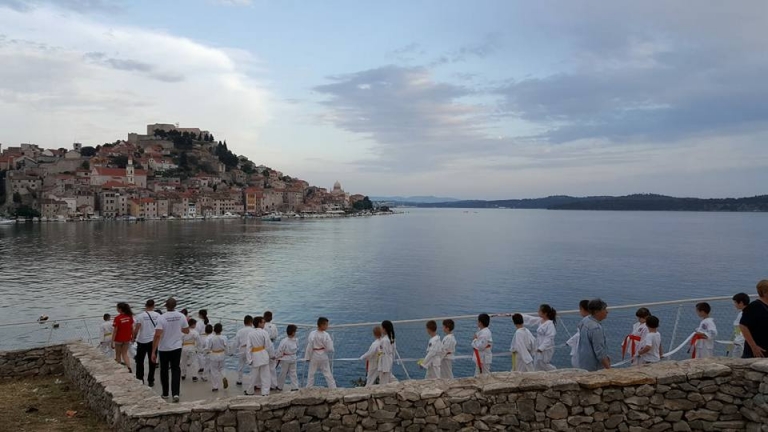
0,123 -> 367,219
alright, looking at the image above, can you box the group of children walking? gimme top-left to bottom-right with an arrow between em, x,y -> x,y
97,293 -> 749,394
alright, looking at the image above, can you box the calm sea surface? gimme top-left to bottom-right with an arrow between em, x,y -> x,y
0,208 -> 765,324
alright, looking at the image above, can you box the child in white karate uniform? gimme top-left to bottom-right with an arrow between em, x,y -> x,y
304,317 -> 336,388
523,304 -> 557,371
99,313 -> 113,356
264,311 -> 279,390
421,320 -> 443,379
565,300 -> 589,368
510,314 -> 536,372
440,319 -> 457,380
378,320 -> 396,385
472,313 -> 493,377
234,315 -> 254,386
637,316 -> 663,364
207,323 -> 229,391
625,308 -> 650,365
181,318 -> 201,382
275,325 -> 299,391
198,324 -> 212,382
359,326 -> 382,387
245,316 -> 274,396
694,302 -> 717,359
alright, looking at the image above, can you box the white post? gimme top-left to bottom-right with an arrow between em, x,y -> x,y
669,305 -> 682,352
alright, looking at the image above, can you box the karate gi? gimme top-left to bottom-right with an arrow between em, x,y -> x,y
523,315 -> 557,371
207,334 -> 228,390
628,322 -> 649,365
378,337 -> 395,385
265,322 -> 279,389
423,335 -> 443,379
440,334 -> 456,379
510,327 -> 536,372
245,327 -> 274,396
198,333 -> 210,381
181,328 -> 200,379
565,332 -> 580,368
359,337 -> 382,387
235,326 -> 254,384
275,336 -> 299,391
694,317 -> 717,359
472,327 -> 493,377
99,321 -> 113,356
304,330 -> 336,388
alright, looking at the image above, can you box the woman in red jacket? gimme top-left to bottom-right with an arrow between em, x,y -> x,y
113,302 -> 135,371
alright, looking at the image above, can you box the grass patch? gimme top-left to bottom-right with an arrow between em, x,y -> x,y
0,375 -> 109,432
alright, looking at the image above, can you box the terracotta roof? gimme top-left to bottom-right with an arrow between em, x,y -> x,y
101,181 -> 132,189
94,167 -> 147,176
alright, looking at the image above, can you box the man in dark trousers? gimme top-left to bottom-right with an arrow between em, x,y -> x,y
133,299 -> 160,387
740,280 -> 768,358
151,298 -> 189,402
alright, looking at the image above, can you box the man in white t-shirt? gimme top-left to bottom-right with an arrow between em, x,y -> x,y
133,299 -> 161,387
151,298 -> 189,402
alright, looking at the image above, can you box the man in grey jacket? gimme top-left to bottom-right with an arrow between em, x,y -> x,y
577,299 -> 611,371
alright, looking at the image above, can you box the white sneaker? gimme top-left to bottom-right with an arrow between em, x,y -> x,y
172,395 -> 180,403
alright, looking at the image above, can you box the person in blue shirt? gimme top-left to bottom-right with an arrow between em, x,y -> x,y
577,299 -> 611,372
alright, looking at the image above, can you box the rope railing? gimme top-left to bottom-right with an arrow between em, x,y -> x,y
0,295 -> 747,387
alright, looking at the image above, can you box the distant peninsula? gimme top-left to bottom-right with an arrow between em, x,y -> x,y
412,194 -> 768,212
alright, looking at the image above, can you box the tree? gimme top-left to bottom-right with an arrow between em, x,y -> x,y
353,196 -> 374,211
13,192 -> 22,204
81,161 -> 90,170
14,205 -> 40,219
179,151 -> 189,169
80,146 -> 97,157
111,155 -> 129,168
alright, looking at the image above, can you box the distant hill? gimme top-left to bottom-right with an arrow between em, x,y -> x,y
371,196 -> 460,204
416,194 -> 768,212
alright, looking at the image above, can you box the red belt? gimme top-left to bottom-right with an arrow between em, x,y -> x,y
622,334 -> 642,358
690,334 -> 707,359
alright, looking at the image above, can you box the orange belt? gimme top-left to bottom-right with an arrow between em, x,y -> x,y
211,349 -> 225,353
622,334 -> 642,358
473,348 -> 483,373
251,346 -> 265,353
313,348 -> 325,351
690,334 -> 706,358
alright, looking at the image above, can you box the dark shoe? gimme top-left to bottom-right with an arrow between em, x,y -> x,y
223,378 -> 229,389
198,368 -> 204,373
236,381 -> 242,386
148,381 -> 155,388
192,377 -> 198,382
181,376 -> 186,381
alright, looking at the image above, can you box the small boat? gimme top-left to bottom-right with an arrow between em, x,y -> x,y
261,213 -> 282,222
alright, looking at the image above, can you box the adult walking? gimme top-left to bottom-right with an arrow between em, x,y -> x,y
151,298 -> 189,402
133,299 -> 160,387
740,280 -> 768,358
577,299 -> 611,371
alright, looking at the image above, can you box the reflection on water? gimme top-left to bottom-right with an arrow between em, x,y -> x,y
0,209 -> 766,326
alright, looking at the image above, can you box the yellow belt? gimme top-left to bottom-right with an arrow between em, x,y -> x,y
211,349 -> 225,353
251,346 -> 265,353
183,342 -> 196,346
103,333 -> 112,337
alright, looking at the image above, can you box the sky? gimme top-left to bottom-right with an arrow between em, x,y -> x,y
0,0 -> 766,199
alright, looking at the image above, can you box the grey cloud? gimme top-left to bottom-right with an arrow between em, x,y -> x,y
495,2 -> 768,144
84,53 -> 184,83
430,33 -> 501,66
314,65 -> 501,171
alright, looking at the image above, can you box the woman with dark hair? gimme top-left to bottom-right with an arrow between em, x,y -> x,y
198,309 -> 210,326
112,302 -> 135,371
379,320 -> 396,384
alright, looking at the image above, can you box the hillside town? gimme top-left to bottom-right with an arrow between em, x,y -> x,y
0,123 -> 371,220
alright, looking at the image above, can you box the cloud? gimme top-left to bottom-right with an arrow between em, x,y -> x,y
0,0 -> 120,13
495,1 -> 768,144
429,33 -> 501,66
313,65 -> 502,171
0,4 -> 271,155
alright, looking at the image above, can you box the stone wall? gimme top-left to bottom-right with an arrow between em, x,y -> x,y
0,344 -> 64,378
37,343 -> 768,431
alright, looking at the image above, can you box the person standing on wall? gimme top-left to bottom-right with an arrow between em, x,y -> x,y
151,298 -> 190,402
133,299 -> 160,387
577,299 -> 611,372
740,280 -> 768,359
